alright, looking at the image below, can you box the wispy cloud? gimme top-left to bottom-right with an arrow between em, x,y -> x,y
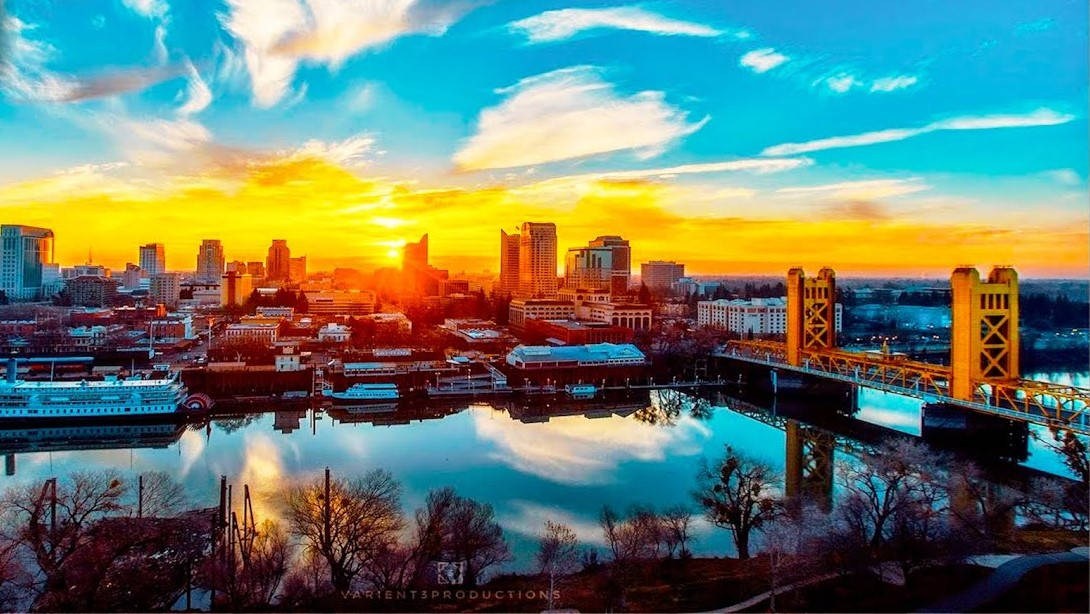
776,178 -> 928,200
870,75 -> 918,92
1,14 -> 179,103
453,66 -> 707,171
220,0 -> 477,108
509,6 -> 725,43
121,0 -> 169,19
541,158 -> 812,184
739,48 -> 788,73
177,60 -> 211,116
286,133 -> 377,167
762,108 -> 1075,155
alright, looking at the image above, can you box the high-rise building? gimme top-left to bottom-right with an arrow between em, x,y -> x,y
139,243 -> 165,276
588,235 -> 631,295
122,263 -> 143,289
66,275 -> 118,307
289,256 -> 307,282
403,234 -> 428,272
564,246 -> 612,292
222,271 -> 253,307
246,261 -> 265,279
499,229 -> 520,295
196,240 -> 224,282
226,260 -> 247,273
1,225 -> 54,301
266,240 -> 290,281
518,222 -> 557,298
641,260 -> 685,291
401,234 -> 447,297
150,272 -> 181,308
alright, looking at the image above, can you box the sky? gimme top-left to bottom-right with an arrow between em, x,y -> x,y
0,0 -> 1086,277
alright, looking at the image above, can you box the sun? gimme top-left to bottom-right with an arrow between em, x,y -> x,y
386,248 -> 399,260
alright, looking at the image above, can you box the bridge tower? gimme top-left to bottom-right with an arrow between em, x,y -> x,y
950,267 -> 1019,400
786,267 -> 838,366
784,420 -> 835,510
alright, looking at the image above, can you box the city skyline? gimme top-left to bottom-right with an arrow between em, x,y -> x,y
0,1 -> 1086,277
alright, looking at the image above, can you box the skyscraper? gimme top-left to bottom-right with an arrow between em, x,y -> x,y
195,240 -> 225,282
0,225 -> 54,301
564,246 -> 612,291
518,222 -> 557,298
403,234 -> 428,272
150,272 -> 181,308
139,242 -> 165,276
588,235 -> 631,295
266,240 -> 290,281
401,234 -> 446,296
499,229 -> 520,295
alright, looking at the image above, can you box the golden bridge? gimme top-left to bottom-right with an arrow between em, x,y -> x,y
712,266 -> 1090,435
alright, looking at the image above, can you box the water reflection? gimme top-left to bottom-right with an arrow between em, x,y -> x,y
0,380 -> 1082,569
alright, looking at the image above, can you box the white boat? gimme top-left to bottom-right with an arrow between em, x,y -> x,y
565,384 -> 597,399
324,383 -> 400,402
0,367 -> 188,421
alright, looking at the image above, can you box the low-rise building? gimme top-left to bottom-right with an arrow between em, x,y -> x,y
65,275 -> 118,308
696,297 -> 842,336
586,302 -> 652,330
506,343 -> 648,370
224,322 -> 278,345
317,322 -> 351,343
304,290 -> 375,316
508,299 -> 575,331
524,319 -> 634,345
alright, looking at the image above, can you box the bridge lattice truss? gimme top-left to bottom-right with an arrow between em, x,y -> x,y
719,340 -> 1090,434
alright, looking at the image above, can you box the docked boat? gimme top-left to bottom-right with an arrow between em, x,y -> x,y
565,384 -> 597,400
0,367 -> 188,421
324,383 -> 400,403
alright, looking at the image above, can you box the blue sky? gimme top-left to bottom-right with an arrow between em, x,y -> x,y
0,0 -> 1086,275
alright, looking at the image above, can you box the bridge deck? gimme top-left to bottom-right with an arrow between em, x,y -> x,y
713,340 -> 1090,435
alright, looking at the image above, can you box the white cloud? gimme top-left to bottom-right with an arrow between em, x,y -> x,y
762,108 -> 1076,156
177,61 -> 212,116
540,157 -> 811,184
509,6 -> 722,43
122,0 -> 169,19
220,0 -> 474,108
288,133 -> 377,166
776,178 -> 929,200
822,73 -> 860,93
499,500 -> 606,546
453,66 -> 706,171
1044,169 -> 1081,186
739,48 -> 788,73
870,75 -> 918,92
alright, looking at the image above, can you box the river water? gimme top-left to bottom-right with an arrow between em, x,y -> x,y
0,371 -> 1085,571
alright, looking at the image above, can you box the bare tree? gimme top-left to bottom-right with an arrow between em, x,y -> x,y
134,471 -> 187,518
948,461 -> 1024,547
442,489 -> 510,586
695,446 -> 779,558
284,469 -> 403,595
762,502 -> 829,612
660,505 -> 695,559
536,521 -> 579,611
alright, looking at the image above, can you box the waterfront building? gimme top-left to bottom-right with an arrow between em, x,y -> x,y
1,225 -> 54,301
266,240 -> 290,282
697,297 -> 843,336
65,275 -> 118,307
196,239 -> 225,282
523,319 -> 634,345
498,229 -> 520,295
505,343 -> 647,370
139,243 -> 165,276
518,222 -> 557,298
150,272 -> 181,308
641,261 -> 685,291
508,298 -> 575,331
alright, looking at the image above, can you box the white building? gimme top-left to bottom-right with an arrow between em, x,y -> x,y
506,343 -> 647,369
317,322 -> 351,343
139,243 -> 166,276
224,322 -> 278,344
587,303 -> 652,330
697,297 -> 843,336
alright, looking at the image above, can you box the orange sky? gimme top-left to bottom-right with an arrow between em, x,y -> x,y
2,155 -> 1086,279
